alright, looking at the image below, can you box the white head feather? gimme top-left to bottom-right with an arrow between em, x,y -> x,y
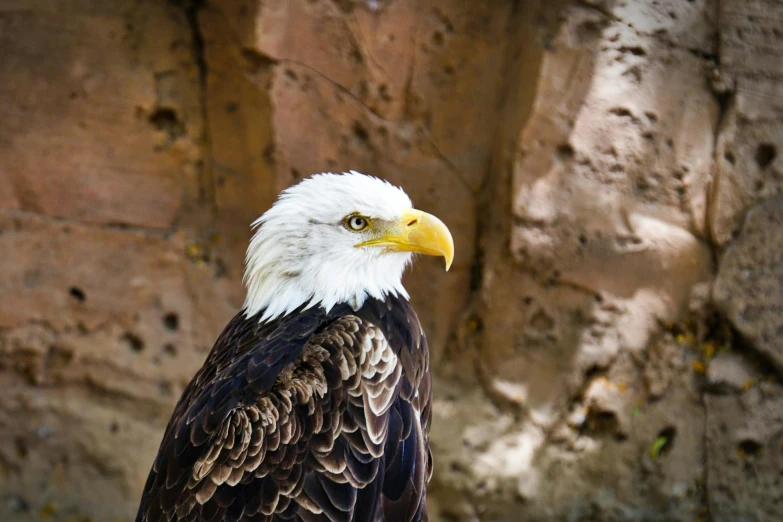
243,171 -> 415,322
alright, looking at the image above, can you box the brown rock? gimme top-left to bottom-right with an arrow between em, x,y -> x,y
713,196 -> 783,373
433,1 -> 716,518
708,0 -> 783,245
0,1 -> 203,229
198,1 -> 278,277
612,0 -> 716,52
0,389 -> 165,521
710,114 -> 783,246
0,212 -> 238,520
482,0 -> 714,436
707,352 -> 764,393
0,211 -> 233,337
706,384 -> 783,522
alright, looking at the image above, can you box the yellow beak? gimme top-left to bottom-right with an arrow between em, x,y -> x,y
355,209 -> 454,271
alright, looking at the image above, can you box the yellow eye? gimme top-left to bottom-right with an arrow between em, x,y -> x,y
345,215 -> 370,231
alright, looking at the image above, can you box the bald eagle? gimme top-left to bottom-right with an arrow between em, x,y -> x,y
135,172 -> 454,522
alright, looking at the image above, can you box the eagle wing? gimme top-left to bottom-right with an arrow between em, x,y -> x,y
136,304 -> 431,522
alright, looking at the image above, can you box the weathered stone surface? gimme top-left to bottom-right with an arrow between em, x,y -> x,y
710,115 -> 783,247
433,341 -> 707,522
0,0 -> 204,229
713,196 -> 783,373
0,2 -> 233,518
716,0 -> 783,120
707,352 -> 763,393
487,11 -> 718,444
252,0 -> 515,191
0,388 -> 165,521
197,0 -> 278,281
708,0 -> 783,245
706,384 -> 783,522
703,5 -> 783,516
613,0 -> 715,53
0,212 -> 238,521
431,0 -> 719,519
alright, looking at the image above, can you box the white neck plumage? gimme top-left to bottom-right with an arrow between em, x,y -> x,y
242,224 -> 412,323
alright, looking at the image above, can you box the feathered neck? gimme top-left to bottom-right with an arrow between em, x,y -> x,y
241,225 -> 412,323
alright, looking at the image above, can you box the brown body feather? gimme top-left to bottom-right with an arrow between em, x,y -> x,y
135,295 -> 432,522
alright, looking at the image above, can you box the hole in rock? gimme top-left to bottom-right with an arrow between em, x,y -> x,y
163,312 -> 179,331
755,144 -> 776,168
122,332 -> 144,353
69,286 -> 86,303
739,439 -> 762,457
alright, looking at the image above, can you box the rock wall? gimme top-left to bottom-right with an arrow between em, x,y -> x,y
0,1 -> 781,521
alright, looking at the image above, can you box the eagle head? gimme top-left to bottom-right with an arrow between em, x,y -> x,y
243,171 -> 454,321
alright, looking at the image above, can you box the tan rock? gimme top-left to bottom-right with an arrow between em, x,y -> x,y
706,384 -> 783,521
0,1 -> 203,229
713,196 -> 783,373
707,352 -> 763,393
440,1 -> 716,519
708,0 -> 783,245
0,212 -> 237,520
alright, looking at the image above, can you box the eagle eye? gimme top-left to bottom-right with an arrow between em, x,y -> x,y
345,215 -> 370,231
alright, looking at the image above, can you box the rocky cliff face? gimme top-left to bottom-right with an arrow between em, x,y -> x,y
1,1 -> 781,521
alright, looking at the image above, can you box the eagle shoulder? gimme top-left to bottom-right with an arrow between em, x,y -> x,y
136,299 -> 430,522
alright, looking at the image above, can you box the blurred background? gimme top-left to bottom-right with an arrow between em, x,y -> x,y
2,0 -> 782,520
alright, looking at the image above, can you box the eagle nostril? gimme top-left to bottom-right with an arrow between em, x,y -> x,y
407,219 -> 418,227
